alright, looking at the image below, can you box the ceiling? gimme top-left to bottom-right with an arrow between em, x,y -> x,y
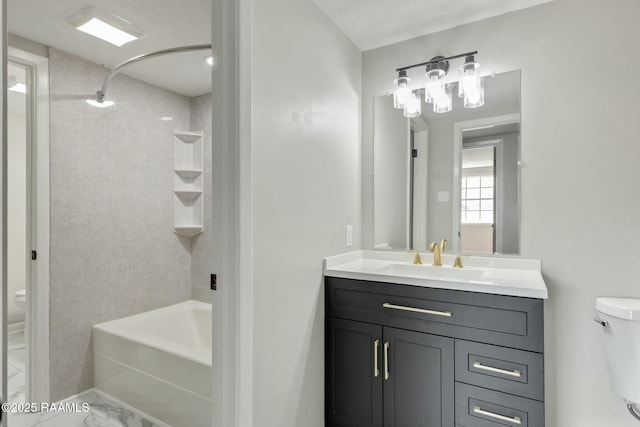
8,0 -> 212,97
312,0 -> 554,51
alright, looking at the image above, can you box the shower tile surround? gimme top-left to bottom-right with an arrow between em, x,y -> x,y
48,48 -> 212,401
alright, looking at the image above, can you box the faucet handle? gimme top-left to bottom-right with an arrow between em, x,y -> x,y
412,252 -> 422,265
440,239 -> 448,252
453,254 -> 467,268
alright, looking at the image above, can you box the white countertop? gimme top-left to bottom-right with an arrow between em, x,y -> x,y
324,250 -> 548,299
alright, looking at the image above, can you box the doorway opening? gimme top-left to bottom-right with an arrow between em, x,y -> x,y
7,45 -> 51,404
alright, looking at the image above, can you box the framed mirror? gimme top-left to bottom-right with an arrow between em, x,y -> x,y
373,70 -> 521,254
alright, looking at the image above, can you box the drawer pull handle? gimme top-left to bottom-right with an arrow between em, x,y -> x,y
473,362 -> 522,378
382,303 -> 452,317
384,341 -> 390,380
374,340 -> 380,378
473,406 -> 522,425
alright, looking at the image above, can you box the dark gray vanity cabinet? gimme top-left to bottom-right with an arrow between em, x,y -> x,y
326,318 -> 454,427
326,317 -> 382,427
325,277 -> 545,427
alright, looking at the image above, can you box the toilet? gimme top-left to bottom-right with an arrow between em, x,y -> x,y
596,297 -> 640,420
13,289 -> 26,312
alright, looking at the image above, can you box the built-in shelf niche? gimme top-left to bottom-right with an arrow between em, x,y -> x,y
174,130 -> 204,236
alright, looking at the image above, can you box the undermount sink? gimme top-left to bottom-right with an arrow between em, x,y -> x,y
379,263 -> 484,282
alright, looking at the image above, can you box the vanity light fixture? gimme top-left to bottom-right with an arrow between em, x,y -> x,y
459,55 -> 484,108
425,59 -> 452,113
69,6 -> 142,47
394,50 -> 484,115
404,91 -> 422,118
393,70 -> 411,109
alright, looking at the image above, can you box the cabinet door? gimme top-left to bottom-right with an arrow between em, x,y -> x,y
383,327 -> 454,427
326,318 -> 383,427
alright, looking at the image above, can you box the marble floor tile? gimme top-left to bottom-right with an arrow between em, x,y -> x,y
8,348 -> 27,370
8,330 -> 25,349
7,390 -> 168,427
7,367 -> 26,403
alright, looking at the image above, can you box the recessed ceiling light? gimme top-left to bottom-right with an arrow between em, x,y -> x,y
86,99 -> 115,108
69,6 -> 142,47
9,83 -> 26,94
205,55 -> 214,66
161,116 -> 174,121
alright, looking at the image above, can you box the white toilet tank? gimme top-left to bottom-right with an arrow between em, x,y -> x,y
596,297 -> 640,405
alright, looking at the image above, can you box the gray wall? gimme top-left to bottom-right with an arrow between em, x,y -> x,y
251,0 -> 362,425
190,94 -> 213,303
49,48 -> 192,400
373,95 -> 410,249
362,0 -> 640,425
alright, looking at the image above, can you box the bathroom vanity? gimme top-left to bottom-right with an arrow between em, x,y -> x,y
324,251 -> 547,427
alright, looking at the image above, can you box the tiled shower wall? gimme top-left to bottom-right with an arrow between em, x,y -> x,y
48,48 -> 193,400
189,94 -> 213,303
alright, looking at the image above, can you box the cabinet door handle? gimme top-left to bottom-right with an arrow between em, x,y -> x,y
383,341 -> 390,380
473,362 -> 522,378
383,302 -> 452,317
374,340 -> 380,378
473,406 -> 522,425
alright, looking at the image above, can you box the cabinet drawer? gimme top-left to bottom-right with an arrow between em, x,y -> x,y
326,277 -> 544,352
455,383 -> 544,427
455,340 -> 543,401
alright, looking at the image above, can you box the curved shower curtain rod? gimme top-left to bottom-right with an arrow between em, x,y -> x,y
94,44 -> 212,103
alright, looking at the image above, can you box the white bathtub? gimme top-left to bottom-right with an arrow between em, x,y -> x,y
93,300 -> 211,427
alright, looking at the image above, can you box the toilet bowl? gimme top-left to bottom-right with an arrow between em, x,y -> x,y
13,289 -> 26,312
596,297 -> 640,419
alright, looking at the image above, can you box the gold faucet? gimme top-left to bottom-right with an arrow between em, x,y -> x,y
440,239 -> 447,252
429,242 -> 442,266
412,252 -> 423,265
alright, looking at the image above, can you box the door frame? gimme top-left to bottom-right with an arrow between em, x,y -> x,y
8,43 -> 50,404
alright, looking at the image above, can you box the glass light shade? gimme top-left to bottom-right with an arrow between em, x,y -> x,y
403,91 -> 421,118
393,75 -> 411,109
459,59 -> 484,108
424,68 -> 445,103
432,84 -> 452,113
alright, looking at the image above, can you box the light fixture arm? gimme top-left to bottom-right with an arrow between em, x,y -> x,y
96,43 -> 212,103
396,50 -> 478,73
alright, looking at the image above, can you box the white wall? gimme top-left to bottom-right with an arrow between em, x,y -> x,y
250,0 -> 361,425
362,0 -> 640,425
8,105 -> 27,323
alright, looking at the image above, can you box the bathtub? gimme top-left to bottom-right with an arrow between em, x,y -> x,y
93,300 -> 211,427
